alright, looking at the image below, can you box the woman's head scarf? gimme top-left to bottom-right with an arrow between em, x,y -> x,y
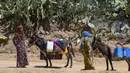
17,24 -> 24,40
82,31 -> 91,38
17,24 -> 23,34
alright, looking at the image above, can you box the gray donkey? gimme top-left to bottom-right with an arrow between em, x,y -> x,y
92,36 -> 130,71
28,34 -> 75,68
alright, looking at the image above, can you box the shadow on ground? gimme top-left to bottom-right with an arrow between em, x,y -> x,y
34,66 -> 63,69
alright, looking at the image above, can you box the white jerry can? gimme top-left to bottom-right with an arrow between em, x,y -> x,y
47,41 -> 54,52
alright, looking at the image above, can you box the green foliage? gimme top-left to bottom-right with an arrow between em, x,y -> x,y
0,0 -> 130,38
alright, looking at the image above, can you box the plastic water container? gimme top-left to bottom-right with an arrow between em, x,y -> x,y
124,48 -> 130,58
47,41 -> 54,52
114,46 -> 123,57
112,46 -> 123,61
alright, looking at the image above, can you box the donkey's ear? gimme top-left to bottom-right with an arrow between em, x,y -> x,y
93,34 -> 97,39
95,34 -> 98,37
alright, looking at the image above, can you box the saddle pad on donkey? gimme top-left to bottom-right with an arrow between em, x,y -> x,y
53,43 -> 68,54
40,51 -> 44,60
40,51 -> 63,60
53,40 -> 66,51
51,38 -> 67,51
59,48 -> 68,54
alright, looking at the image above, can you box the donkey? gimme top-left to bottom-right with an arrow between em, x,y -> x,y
28,34 -> 75,68
91,36 -> 115,71
92,36 -> 130,71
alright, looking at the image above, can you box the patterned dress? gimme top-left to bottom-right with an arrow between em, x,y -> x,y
80,37 -> 95,70
13,34 -> 29,67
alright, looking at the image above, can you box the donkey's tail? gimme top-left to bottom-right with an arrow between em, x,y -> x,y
69,43 -> 75,57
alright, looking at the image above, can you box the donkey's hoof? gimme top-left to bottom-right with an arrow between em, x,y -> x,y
106,69 -> 108,71
69,66 -> 72,68
49,65 -> 52,68
111,69 -> 116,71
64,65 -> 68,68
128,69 -> 130,71
45,65 -> 48,68
50,64 -> 52,67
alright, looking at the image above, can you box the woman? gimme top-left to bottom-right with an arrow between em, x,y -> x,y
13,24 -> 29,68
80,31 -> 95,70
80,22 -> 95,70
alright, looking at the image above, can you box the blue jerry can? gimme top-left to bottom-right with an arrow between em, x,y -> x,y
124,48 -> 130,58
114,46 -> 123,58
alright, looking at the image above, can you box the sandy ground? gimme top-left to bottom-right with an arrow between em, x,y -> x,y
0,53 -> 130,73
0,40 -> 130,73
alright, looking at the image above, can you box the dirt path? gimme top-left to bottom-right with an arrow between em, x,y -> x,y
0,58 -> 129,73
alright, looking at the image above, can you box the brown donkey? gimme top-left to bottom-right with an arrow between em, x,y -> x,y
92,36 -> 130,71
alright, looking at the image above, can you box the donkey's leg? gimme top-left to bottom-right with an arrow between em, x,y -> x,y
45,57 -> 49,67
65,53 -> 69,67
108,58 -> 115,71
69,53 -> 73,68
106,59 -> 109,71
43,52 -> 48,67
126,59 -> 130,71
47,52 -> 52,67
